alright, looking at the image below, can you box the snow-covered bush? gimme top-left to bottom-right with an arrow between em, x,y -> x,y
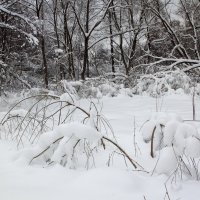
50,70 -> 200,99
15,119 -> 139,170
20,122 -> 103,169
53,73 -> 133,99
142,112 -> 200,179
30,70 -> 196,99
134,70 -> 191,96
0,93 -> 140,170
0,93 -> 104,147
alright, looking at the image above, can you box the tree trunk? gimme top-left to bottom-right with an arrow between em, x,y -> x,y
109,10 -> 115,73
82,37 -> 89,80
53,0 -> 60,48
41,36 -> 48,89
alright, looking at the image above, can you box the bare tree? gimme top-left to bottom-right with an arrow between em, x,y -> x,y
72,0 -> 112,80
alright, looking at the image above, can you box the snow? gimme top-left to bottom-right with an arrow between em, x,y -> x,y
55,122 -> 102,143
9,109 -> 28,118
163,120 -> 180,146
174,123 -> 198,155
185,137 -> 200,158
1,94 -> 200,199
155,146 -> 178,175
55,48 -> 64,54
142,120 -> 156,142
60,92 -> 76,104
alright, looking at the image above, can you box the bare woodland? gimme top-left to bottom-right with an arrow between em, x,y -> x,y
0,0 -> 200,92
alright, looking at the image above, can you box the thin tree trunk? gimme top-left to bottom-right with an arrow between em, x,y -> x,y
109,10 -> 115,73
63,2 -> 75,80
82,37 -> 89,80
41,36 -> 48,88
41,1 -> 48,88
53,0 -> 60,48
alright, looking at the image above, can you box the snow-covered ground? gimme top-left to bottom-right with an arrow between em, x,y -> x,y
1,94 -> 200,200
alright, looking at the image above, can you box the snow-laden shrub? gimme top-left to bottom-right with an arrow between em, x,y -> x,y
53,73 -> 134,99
60,80 -> 82,96
0,93 -> 82,145
26,88 -> 51,96
142,112 -> 200,179
134,70 -> 191,96
0,92 -> 108,146
142,113 -> 183,156
20,122 -> 103,169
0,93 -> 141,170
16,119 -> 139,170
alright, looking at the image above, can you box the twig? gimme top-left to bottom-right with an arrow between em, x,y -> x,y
102,136 -> 140,169
29,136 -> 64,164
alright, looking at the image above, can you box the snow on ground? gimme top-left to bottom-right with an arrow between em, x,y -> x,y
1,94 -> 200,200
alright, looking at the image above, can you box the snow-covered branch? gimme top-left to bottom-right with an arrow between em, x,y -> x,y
0,22 -> 38,45
0,5 -> 37,33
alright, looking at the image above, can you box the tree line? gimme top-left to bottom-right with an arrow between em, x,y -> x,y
0,0 -> 200,91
